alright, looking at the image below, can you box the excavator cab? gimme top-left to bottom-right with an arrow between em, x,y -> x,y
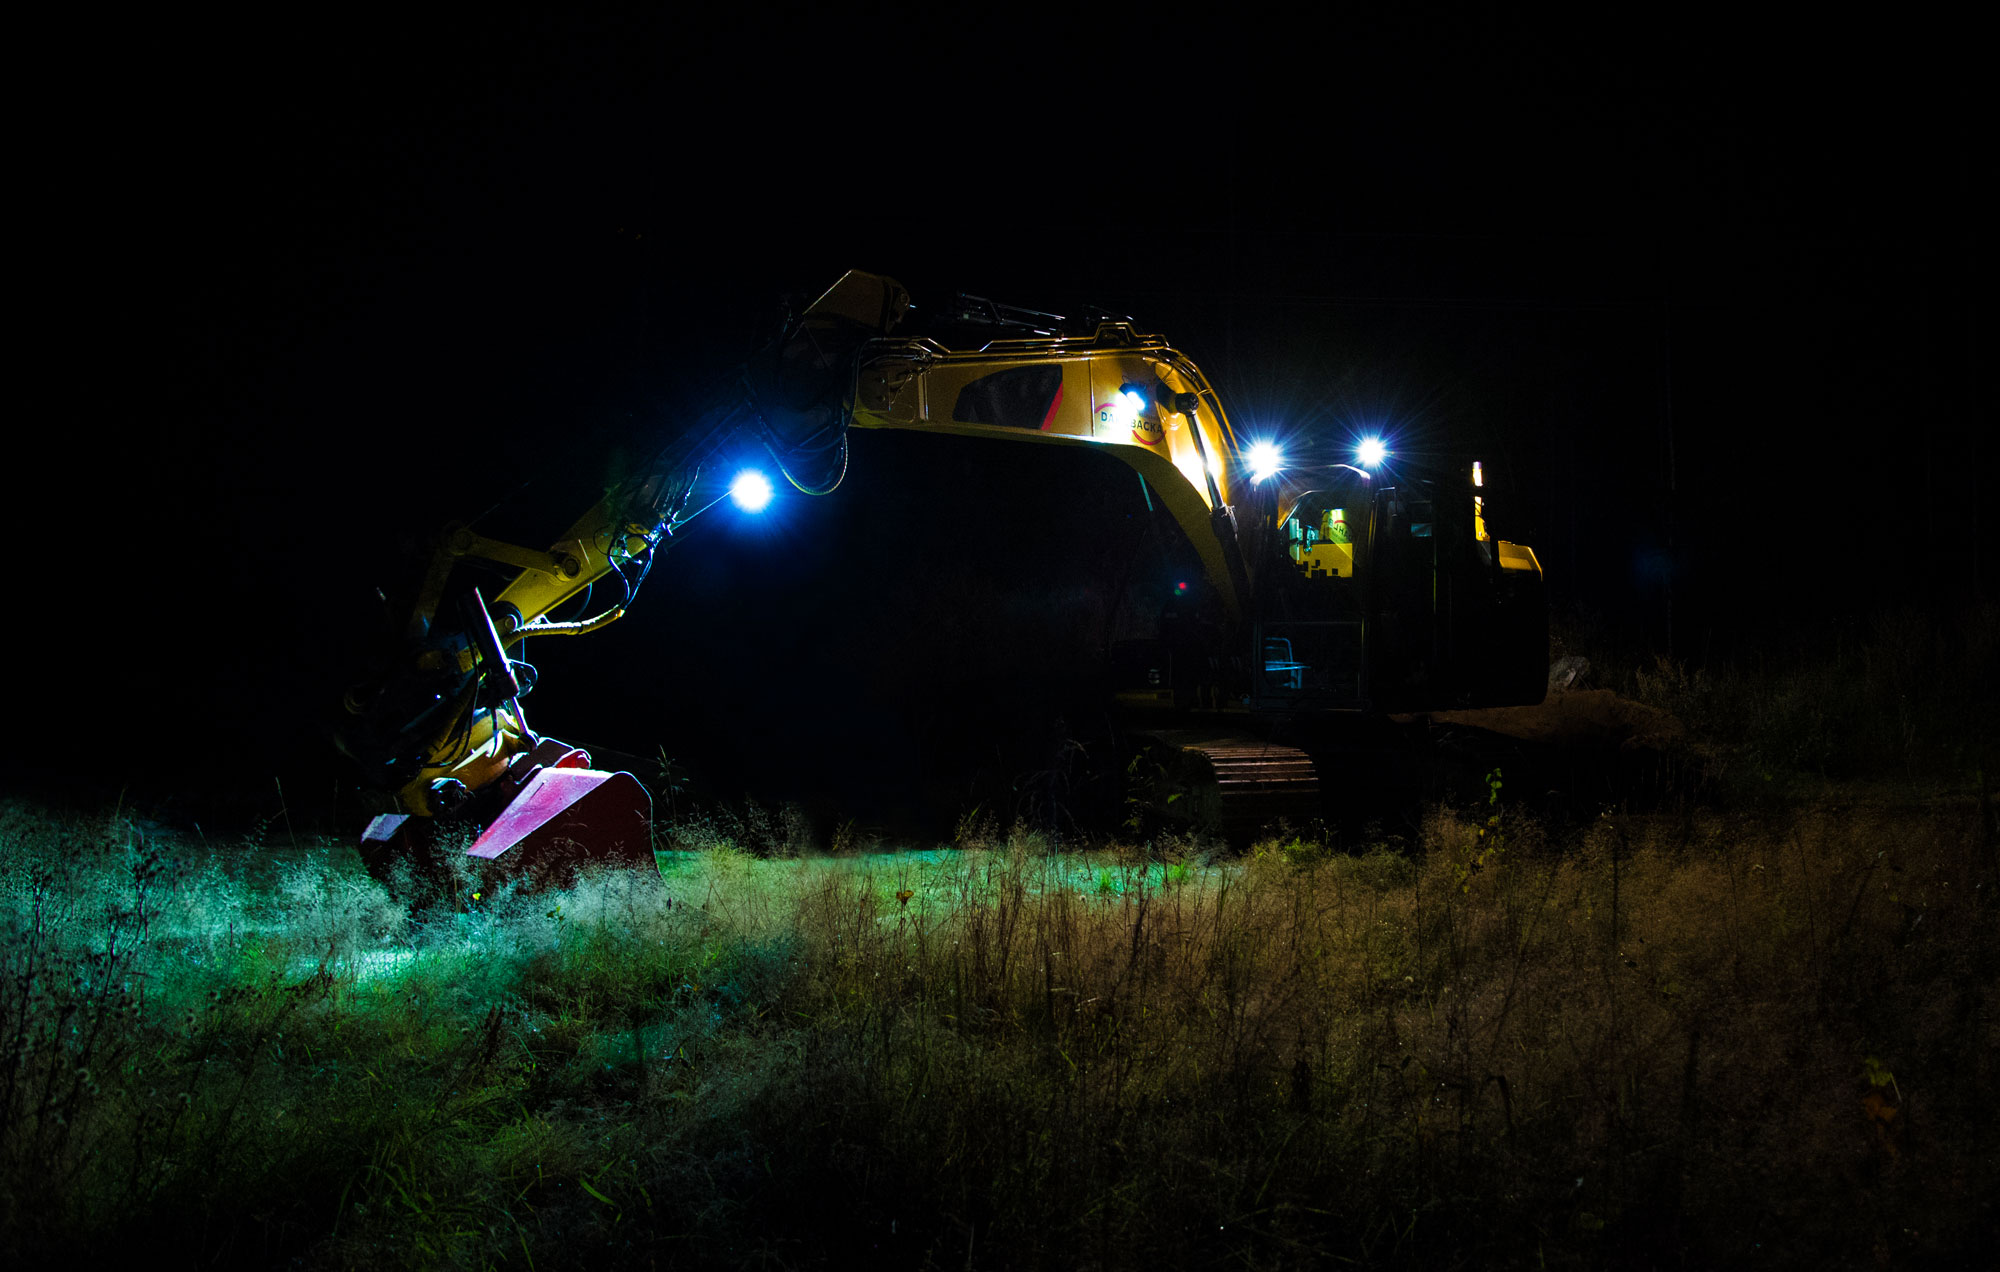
1251,465 -> 1545,714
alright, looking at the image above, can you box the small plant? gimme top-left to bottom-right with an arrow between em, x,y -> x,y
951,805 -> 998,852
831,818 -> 863,856
1448,767 -> 1509,892
1017,729 -> 1086,846
1121,749 -> 1181,837
778,802 -> 815,856
650,748 -> 689,822
1248,821 -> 1332,868
1003,818 -> 1052,857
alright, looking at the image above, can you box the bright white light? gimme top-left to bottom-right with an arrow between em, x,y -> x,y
729,469 -> 773,513
1122,387 -> 1148,412
1357,437 -> 1388,469
1246,441 -> 1284,482
1100,391 -> 1143,433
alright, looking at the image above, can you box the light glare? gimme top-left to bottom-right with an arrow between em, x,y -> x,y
1246,441 -> 1284,482
1357,437 -> 1388,468
729,469 -> 774,513
1101,390 -> 1142,432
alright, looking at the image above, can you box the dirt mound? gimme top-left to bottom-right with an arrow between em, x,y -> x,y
1405,689 -> 1685,753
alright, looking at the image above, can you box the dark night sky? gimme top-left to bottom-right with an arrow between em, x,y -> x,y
10,16 -> 1981,826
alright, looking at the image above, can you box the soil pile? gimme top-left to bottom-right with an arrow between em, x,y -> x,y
1412,688 -> 1685,754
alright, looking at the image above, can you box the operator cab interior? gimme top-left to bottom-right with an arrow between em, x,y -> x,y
1280,478 -> 1370,581
1253,472 -> 1374,709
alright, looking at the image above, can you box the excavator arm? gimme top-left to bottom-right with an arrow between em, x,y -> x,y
335,273 -> 919,878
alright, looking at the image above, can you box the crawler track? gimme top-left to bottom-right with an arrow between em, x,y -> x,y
1133,729 -> 1323,843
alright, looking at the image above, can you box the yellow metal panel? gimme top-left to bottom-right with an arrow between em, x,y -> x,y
1497,541 -> 1542,575
1303,542 -> 1355,579
850,333 -> 1248,620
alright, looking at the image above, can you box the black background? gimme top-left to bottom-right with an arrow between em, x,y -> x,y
10,15 -> 1981,831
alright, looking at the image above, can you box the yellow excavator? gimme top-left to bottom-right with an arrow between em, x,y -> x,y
336,271 -> 1546,878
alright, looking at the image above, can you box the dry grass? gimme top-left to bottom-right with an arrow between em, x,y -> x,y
5,791 -> 1992,1269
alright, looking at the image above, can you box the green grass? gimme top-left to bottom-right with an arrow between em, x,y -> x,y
3,792 -> 1994,1269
